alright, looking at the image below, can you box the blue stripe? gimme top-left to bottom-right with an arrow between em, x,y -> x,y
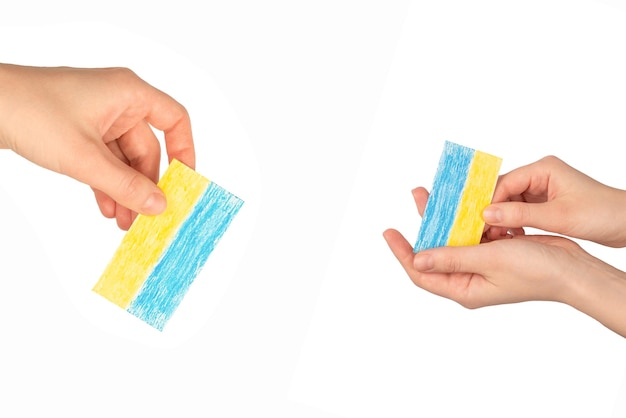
128,182 -> 243,331
413,141 -> 474,252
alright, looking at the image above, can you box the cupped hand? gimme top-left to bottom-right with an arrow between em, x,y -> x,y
0,64 -> 195,230
384,227 -> 588,308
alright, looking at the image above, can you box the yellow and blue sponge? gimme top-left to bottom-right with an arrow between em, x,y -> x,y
414,141 -> 502,253
93,159 -> 243,331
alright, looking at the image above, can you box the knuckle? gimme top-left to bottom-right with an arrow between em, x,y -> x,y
443,254 -> 462,273
539,155 -> 561,166
169,102 -> 191,128
457,285 -> 482,310
459,300 -> 479,309
118,172 -> 143,203
110,66 -> 136,79
510,202 -> 532,225
103,67 -> 138,87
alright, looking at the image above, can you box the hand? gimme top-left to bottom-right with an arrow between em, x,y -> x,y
483,156 -> 626,248
385,228 -> 589,308
0,64 -> 195,230
384,188 -> 584,307
384,187 -> 626,337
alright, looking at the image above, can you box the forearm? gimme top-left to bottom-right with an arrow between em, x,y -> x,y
563,254 -> 626,338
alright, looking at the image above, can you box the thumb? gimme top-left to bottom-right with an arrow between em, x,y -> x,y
413,245 -> 488,274
74,152 -> 166,216
483,201 -> 560,232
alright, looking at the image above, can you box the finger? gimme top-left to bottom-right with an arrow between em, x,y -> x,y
383,229 -> 416,275
411,187 -> 429,218
483,200 -> 564,233
484,224 -> 525,241
100,136 -> 148,229
64,140 -> 167,217
142,86 -> 195,169
413,244 -> 493,275
384,229 -> 482,305
114,202 -> 134,230
116,120 -> 161,184
105,139 -> 130,165
491,160 -> 551,204
99,139 -> 139,229
96,140 -> 130,225
92,188 -> 116,218
115,121 -> 162,228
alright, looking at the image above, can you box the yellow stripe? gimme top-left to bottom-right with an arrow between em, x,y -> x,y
447,150 -> 502,247
92,159 -> 210,309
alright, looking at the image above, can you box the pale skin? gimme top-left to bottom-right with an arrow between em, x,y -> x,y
0,63 -> 195,230
384,156 -> 626,338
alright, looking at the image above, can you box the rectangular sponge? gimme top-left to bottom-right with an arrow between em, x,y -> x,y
92,159 -> 243,331
414,141 -> 502,253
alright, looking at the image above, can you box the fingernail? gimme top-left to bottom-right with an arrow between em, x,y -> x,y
142,192 -> 167,215
414,254 -> 434,271
483,206 -> 502,223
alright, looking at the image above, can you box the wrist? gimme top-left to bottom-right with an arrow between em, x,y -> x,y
561,253 -> 626,337
604,186 -> 626,248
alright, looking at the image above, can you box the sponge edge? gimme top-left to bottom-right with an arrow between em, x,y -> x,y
413,142 -> 502,253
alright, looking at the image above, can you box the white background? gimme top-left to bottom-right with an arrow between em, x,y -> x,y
2,1 -> 626,417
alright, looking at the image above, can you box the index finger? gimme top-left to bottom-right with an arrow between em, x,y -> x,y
144,86 -> 196,169
491,160 -> 550,204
